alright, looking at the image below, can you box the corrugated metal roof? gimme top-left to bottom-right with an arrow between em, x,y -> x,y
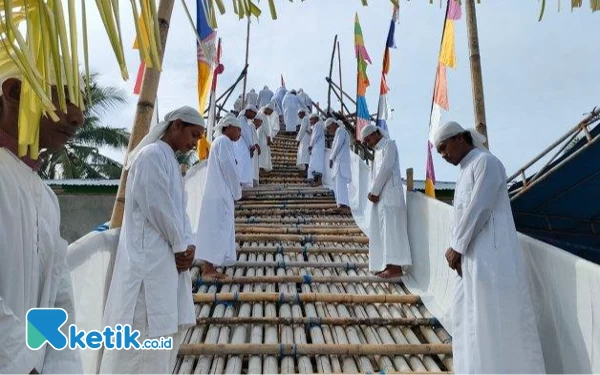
44,179 -> 120,187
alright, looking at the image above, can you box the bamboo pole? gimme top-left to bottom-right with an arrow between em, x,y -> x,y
327,35 -> 338,112
237,245 -> 368,254
195,260 -> 368,269
195,316 -> 436,327
465,0 -> 488,149
236,226 -> 363,235
406,168 -> 414,191
236,217 -> 355,224
178,338 -> 450,357
337,39 -> 344,115
241,16 -> 251,106
110,0 -> 175,228
193,292 -> 421,305
235,234 -> 369,244
196,275 -> 402,285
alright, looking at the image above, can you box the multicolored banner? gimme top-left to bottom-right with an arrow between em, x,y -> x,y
354,13 -> 372,140
425,0 -> 462,198
376,6 -> 399,131
197,0 -> 218,114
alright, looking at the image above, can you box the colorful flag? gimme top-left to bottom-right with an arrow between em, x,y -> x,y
376,6 -> 399,131
354,13 -> 372,140
206,38 -> 223,143
197,0 -> 218,114
132,16 -> 149,95
425,0 -> 462,198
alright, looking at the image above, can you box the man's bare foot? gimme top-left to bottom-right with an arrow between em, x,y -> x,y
202,263 -> 227,279
377,265 -> 404,279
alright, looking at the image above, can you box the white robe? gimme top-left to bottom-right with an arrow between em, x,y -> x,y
246,90 -> 259,107
368,138 -> 412,271
298,91 -> 312,111
233,96 -> 243,112
234,115 -> 255,188
282,94 -> 304,132
273,87 -> 287,114
252,125 -> 260,184
195,135 -> 242,266
330,127 -> 351,206
258,88 -> 274,108
451,148 -> 545,374
295,117 -> 311,167
308,120 -> 326,177
103,140 -> 195,341
265,111 -> 280,137
257,124 -> 272,172
0,147 -> 83,374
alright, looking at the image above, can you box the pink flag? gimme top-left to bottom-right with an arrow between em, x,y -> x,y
447,0 -> 462,20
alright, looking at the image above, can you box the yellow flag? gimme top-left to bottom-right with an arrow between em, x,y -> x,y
439,20 -> 456,69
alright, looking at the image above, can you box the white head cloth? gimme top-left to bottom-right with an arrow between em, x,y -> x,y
214,114 -> 241,137
361,124 -> 379,139
125,106 -> 204,169
324,118 -> 337,127
253,113 -> 267,125
262,102 -> 274,112
434,121 -> 487,149
244,104 -> 258,115
309,112 -> 320,120
250,89 -> 256,93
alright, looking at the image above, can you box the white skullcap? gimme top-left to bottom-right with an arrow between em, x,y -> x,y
244,104 -> 258,113
433,121 -> 487,149
336,120 -> 344,127
309,112 -> 320,119
262,103 -> 274,112
324,118 -> 337,127
214,114 -> 241,137
126,106 -> 204,169
361,124 -> 379,139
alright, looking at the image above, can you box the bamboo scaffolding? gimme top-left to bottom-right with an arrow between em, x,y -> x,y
194,316 -> 436,327
237,245 -> 368,254
236,233 -> 367,244
193,292 -> 421,305
196,275 -> 400,285
235,217 -> 355,224
235,226 -> 364,235
179,344 -> 452,356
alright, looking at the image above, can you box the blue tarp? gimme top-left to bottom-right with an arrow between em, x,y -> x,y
510,124 -> 600,264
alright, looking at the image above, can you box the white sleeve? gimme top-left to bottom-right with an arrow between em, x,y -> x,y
370,141 -> 397,196
310,124 -> 323,148
451,155 -> 505,255
132,151 -> 188,253
42,249 -> 83,374
220,142 -> 243,201
0,296 -> 39,373
330,131 -> 343,162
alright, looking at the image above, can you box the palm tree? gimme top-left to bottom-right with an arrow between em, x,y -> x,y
39,74 -> 130,179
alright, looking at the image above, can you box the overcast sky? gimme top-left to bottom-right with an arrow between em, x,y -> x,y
85,0 -> 599,181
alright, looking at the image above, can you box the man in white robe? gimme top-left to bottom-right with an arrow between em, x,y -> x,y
273,85 -> 287,115
361,125 -> 412,278
282,90 -> 304,133
298,88 -> 313,111
307,114 -> 326,186
327,119 -> 351,209
233,94 -> 243,114
0,73 -> 84,374
295,109 -> 311,174
262,102 -> 280,138
254,113 -> 272,173
246,88 -> 259,107
258,85 -> 274,108
195,116 -> 243,278
235,105 -> 259,188
101,107 -> 203,374
434,121 -> 545,374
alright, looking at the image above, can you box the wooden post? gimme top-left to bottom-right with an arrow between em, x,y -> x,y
406,168 -> 414,191
337,40 -> 343,115
465,0 -> 489,149
241,16 -> 251,106
109,0 -> 175,228
326,35 -> 338,113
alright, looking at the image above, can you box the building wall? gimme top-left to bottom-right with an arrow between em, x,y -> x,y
56,194 -> 114,243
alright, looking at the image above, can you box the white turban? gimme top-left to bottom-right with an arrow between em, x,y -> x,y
261,103 -> 274,112
253,113 -> 267,125
214,114 -> 241,137
244,104 -> 258,114
126,106 -> 205,169
309,112 -> 320,120
433,121 -> 487,149
324,118 -> 337,127
361,124 -> 379,139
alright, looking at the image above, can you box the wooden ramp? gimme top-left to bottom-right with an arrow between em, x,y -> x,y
174,133 -> 453,374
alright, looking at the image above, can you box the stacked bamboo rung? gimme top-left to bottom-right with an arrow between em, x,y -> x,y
174,133 -> 453,374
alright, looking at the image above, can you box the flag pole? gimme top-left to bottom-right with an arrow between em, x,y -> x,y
241,16 -> 251,107
110,0 -> 175,228
327,35 -> 338,114
337,39 -> 344,116
465,0 -> 489,149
